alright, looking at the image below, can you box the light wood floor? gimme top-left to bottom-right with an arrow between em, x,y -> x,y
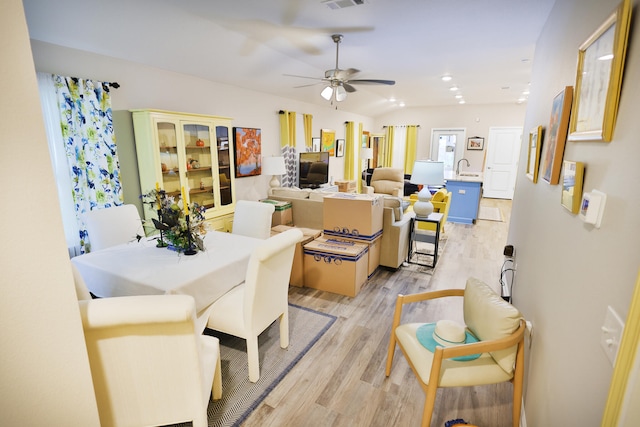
244,198 -> 513,427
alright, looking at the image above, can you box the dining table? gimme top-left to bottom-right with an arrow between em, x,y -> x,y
71,230 -> 263,332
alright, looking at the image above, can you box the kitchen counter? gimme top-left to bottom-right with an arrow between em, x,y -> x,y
444,172 -> 483,224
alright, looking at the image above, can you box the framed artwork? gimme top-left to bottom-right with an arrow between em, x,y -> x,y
568,0 -> 631,142
336,139 -> 345,157
321,129 -> 336,156
467,137 -> 484,150
311,137 -> 320,152
540,86 -> 573,185
526,126 -> 544,183
232,127 -> 261,177
561,161 -> 585,214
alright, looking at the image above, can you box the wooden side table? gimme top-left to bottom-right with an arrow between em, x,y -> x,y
407,212 -> 443,268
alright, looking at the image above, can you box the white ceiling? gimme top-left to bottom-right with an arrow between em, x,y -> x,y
22,0 -> 556,117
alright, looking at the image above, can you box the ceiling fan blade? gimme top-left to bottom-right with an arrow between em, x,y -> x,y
294,82 -> 324,88
348,79 -> 396,86
283,73 -> 325,81
343,83 -> 357,93
335,68 -> 360,79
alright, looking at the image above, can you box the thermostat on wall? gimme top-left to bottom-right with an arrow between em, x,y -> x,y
579,189 -> 606,228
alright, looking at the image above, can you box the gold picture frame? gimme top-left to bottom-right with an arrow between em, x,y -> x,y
568,0 -> 631,142
540,86 -> 573,185
526,126 -> 543,183
561,161 -> 585,214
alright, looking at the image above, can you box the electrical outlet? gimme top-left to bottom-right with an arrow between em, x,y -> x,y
600,306 -> 624,366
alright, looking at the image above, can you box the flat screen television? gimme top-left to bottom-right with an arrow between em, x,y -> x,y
299,152 -> 330,189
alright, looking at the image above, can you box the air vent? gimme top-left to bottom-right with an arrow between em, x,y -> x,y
322,0 -> 367,10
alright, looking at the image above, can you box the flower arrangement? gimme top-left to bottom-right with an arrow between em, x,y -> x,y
141,187 -> 207,254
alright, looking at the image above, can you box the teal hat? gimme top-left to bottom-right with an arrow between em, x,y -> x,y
416,320 -> 481,362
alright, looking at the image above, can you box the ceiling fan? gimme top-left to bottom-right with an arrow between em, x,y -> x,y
285,34 -> 395,103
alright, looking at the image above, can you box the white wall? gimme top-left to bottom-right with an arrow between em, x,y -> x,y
374,104 -> 526,172
509,0 -> 640,424
0,1 -> 100,424
30,41 -> 374,202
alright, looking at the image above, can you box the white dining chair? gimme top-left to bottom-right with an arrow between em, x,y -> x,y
83,204 -> 145,251
232,200 -> 275,239
72,263 -> 222,427
205,228 -> 303,382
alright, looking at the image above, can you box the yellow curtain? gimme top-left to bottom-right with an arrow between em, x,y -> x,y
279,110 -> 290,148
287,111 -> 296,147
303,114 -> 313,149
404,125 -> 418,174
345,121 -> 355,181
382,126 -> 394,167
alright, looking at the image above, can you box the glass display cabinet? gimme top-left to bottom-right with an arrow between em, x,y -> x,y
132,110 -> 236,232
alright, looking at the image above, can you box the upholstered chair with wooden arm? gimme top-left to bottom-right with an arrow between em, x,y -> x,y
364,167 -> 404,197
386,277 -> 526,427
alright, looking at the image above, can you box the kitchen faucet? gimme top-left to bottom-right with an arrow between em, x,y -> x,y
456,158 -> 470,175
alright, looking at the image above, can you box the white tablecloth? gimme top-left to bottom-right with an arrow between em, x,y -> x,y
72,231 -> 262,330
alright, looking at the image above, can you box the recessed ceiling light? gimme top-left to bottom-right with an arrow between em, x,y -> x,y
389,97 -> 396,102
522,90 -> 530,95
449,85 -> 459,91
398,102 -> 406,107
441,75 -> 452,82
458,99 -> 466,104
455,94 -> 463,99
517,97 -> 527,103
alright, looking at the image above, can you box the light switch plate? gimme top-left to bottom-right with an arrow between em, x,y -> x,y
600,305 -> 624,366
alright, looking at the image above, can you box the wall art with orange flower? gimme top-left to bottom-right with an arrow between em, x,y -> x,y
233,127 -> 262,177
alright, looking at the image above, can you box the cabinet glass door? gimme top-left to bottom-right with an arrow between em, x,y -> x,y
183,123 -> 216,209
216,125 -> 233,206
157,122 -> 181,198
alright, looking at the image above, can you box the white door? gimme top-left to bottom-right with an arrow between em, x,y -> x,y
430,128 -> 466,176
483,127 -> 522,199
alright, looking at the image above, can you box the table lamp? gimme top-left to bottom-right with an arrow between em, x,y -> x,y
262,156 -> 286,188
410,160 -> 445,217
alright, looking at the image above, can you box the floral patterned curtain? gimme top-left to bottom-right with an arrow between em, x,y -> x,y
53,75 -> 122,253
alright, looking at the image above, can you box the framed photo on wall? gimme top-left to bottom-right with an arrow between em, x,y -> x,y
467,137 -> 484,150
561,161 -> 585,214
232,127 -> 261,177
311,137 -> 320,152
526,126 -> 544,183
336,139 -> 345,157
568,0 -> 631,142
540,86 -> 573,185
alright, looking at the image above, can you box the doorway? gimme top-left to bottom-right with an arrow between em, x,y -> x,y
430,128 -> 466,176
482,127 -> 523,199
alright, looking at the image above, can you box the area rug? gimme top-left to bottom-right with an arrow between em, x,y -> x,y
477,206 -> 503,222
403,233 -> 449,274
173,304 -> 336,427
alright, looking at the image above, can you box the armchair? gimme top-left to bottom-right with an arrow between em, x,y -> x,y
386,277 -> 525,427
412,188 -> 451,234
364,167 -> 404,197
380,197 -> 414,269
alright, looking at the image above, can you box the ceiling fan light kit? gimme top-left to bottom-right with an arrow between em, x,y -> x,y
286,34 -> 395,104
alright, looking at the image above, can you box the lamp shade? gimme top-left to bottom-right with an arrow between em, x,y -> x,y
410,160 -> 445,186
361,147 -> 373,160
263,156 -> 286,188
321,86 -> 333,101
410,160 -> 445,217
262,156 -> 286,175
